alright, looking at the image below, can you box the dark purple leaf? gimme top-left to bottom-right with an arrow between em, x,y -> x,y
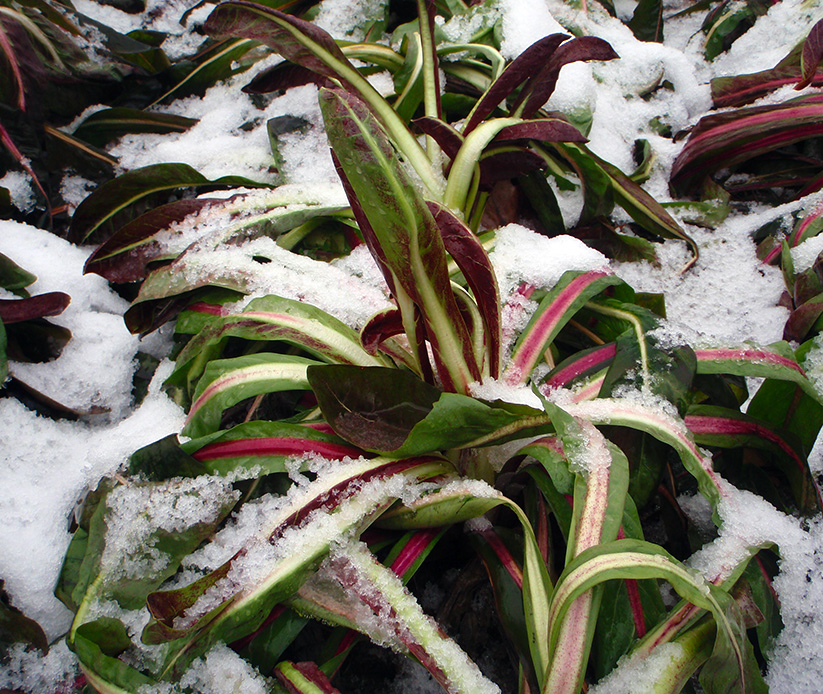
243,61 -> 335,94
84,199 -> 216,283
72,108 -> 198,148
307,365 -> 442,452
784,293 -> 823,342
493,118 -> 586,144
519,37 -> 619,119
463,34 -> 569,134
426,201 -> 502,377
798,18 -> 823,89
412,117 -> 464,160
360,307 -> 405,355
68,162 -> 264,245
478,148 -> 548,188
0,292 -> 70,324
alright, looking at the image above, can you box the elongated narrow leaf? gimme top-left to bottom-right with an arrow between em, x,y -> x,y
72,107 -> 197,148
180,421 -> 364,477
564,398 -> 725,508
694,343 -> 822,403
274,661 -> 340,693
0,292 -> 70,323
171,294 -> 387,392
142,456 -> 449,678
710,44 -> 812,108
0,252 -> 36,296
798,18 -> 823,89
183,353 -> 318,438
548,539 -> 751,692
426,201 -> 501,376
83,199 -> 216,283
560,144 -> 699,265
463,34 -> 569,134
541,342 -> 617,392
68,163 -> 266,244
297,540 -> 497,694
518,37 -> 619,119
376,478 -> 553,681
685,405 -> 821,512
204,1 -> 437,193
670,94 -> 823,197
320,88 -> 479,392
541,399 -> 629,693
505,270 -> 622,385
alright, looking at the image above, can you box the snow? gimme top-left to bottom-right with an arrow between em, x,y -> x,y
4,0 -> 823,690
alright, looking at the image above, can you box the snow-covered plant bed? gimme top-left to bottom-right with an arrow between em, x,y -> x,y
4,0 -> 823,692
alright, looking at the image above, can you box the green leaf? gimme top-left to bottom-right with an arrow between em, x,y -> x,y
127,434 -> 208,481
629,0 -> 664,42
143,456 -> 449,678
183,353 -> 318,438
0,252 -> 36,296
73,622 -> 158,693
506,270 -> 624,384
170,294 -> 387,395
204,1 -> 437,192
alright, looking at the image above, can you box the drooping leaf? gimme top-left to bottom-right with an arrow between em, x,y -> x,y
694,344 -> 822,404
183,353 -> 319,438
68,162 -> 268,244
204,1 -> 437,192
170,294 -> 387,395
505,269 -> 622,385
182,420 -> 365,477
685,404 -> 821,513
0,291 -> 70,323
142,456 -> 449,678
83,198 -> 216,283
72,107 -> 198,148
670,94 -> 823,198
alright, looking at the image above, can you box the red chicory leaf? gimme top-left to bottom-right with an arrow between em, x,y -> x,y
0,292 -> 70,324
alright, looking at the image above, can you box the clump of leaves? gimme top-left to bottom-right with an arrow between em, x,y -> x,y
671,18 -> 823,204
42,3 -> 823,694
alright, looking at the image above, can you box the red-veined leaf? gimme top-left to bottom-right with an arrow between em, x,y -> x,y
504,269 -> 621,385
